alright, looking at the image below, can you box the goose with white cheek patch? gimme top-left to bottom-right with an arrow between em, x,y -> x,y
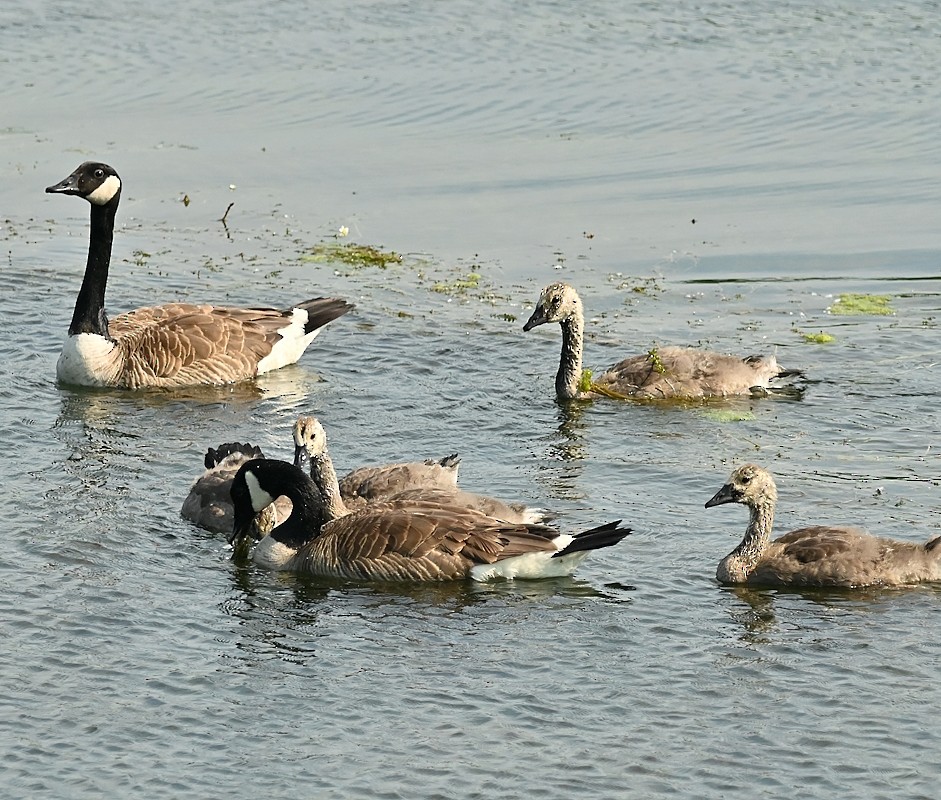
523,282 -> 802,401
705,463 -> 941,588
229,458 -> 631,582
47,161 -> 353,389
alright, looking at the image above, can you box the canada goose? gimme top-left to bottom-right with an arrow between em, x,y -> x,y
181,442 -> 291,535
230,458 -> 632,582
46,161 -> 353,388
292,416 -> 546,524
705,463 -> 941,587
523,282 -> 800,401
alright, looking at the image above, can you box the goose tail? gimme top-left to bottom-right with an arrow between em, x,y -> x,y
553,520 -> 632,558
204,442 -> 265,470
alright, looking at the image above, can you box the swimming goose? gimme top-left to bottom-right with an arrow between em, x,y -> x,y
293,416 -> 546,524
705,463 -> 941,587
229,458 -> 632,581
46,161 -> 353,388
523,282 -> 800,401
181,442 -> 290,535
337,453 -> 461,504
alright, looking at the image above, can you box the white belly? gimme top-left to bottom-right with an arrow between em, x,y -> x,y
57,333 -> 118,386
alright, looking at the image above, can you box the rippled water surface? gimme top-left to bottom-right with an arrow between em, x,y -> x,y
2,1 -> 941,798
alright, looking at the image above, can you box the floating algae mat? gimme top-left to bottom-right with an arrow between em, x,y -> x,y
701,409 -> 757,423
303,242 -> 403,269
828,293 -> 894,316
798,331 -> 836,344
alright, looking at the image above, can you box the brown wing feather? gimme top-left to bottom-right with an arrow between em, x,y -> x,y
596,347 -> 785,399
294,500 -> 559,581
108,303 -> 301,387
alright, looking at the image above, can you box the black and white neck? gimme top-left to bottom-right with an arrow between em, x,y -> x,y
46,161 -> 122,339
236,459 -> 327,550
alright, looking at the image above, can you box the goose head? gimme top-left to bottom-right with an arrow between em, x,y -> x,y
523,282 -> 582,331
292,415 -> 328,471
228,459 -> 297,545
46,161 -> 122,207
705,463 -> 778,510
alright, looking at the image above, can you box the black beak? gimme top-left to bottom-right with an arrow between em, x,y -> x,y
705,483 -> 736,509
522,306 -> 548,332
46,168 -> 83,196
293,444 -> 310,472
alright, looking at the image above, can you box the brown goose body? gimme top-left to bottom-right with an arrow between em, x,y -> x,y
337,453 -> 462,505
230,459 -> 631,582
523,282 -> 799,401
706,464 -> 941,588
47,162 -> 352,388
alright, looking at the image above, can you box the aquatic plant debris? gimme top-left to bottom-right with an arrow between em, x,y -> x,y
303,242 -> 403,269
702,409 -> 757,422
431,272 -> 481,295
828,293 -> 894,316
799,331 -> 836,344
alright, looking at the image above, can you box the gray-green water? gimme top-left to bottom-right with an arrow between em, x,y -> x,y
2,1 -> 941,797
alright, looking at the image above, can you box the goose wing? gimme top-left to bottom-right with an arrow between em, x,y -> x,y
298,500 -> 559,581
597,347 -> 787,399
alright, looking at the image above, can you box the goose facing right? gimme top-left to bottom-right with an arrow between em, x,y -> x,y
705,463 -> 941,588
523,282 -> 801,401
230,458 -> 632,582
47,161 -> 353,388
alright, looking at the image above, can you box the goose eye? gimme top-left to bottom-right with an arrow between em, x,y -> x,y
740,475 -> 752,485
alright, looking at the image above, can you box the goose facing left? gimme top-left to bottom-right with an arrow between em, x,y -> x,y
230,458 -> 632,582
46,161 -> 353,388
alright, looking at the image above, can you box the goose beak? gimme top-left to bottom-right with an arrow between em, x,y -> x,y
705,483 -> 736,508
293,443 -> 310,472
46,169 -> 83,196
229,505 -> 262,546
523,306 -> 548,332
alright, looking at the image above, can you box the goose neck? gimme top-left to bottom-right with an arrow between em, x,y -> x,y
556,311 -> 584,400
271,476 -> 327,549
308,450 -> 349,521
732,500 -> 775,572
69,201 -> 118,338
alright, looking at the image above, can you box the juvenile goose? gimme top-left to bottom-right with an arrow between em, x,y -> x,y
337,453 -> 461,504
181,442 -> 292,535
523,282 -> 800,401
230,458 -> 631,582
293,416 -> 545,524
47,161 -> 353,388
705,463 -> 941,588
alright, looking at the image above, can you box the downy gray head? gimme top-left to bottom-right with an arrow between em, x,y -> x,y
46,161 -> 122,207
292,415 -> 328,472
705,463 -> 778,510
523,282 -> 582,331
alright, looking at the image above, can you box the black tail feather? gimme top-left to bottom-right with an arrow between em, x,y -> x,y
294,297 -> 355,334
204,442 -> 265,470
553,520 -> 632,558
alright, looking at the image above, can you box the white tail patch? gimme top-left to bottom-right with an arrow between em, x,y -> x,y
469,534 -> 589,581
87,175 -> 121,206
256,308 -> 320,374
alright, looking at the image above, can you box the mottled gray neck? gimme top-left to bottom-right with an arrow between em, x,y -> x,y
719,499 -> 774,582
556,308 -> 584,400
308,449 -> 350,521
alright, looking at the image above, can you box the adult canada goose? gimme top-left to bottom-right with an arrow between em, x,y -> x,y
181,442 -> 291,535
523,282 -> 800,401
46,161 -> 353,388
229,458 -> 632,582
292,416 -> 545,524
705,463 -> 941,587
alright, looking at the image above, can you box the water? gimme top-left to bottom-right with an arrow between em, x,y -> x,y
2,1 -> 941,797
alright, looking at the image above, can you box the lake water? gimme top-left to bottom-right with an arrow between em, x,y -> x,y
2,1 -> 941,797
